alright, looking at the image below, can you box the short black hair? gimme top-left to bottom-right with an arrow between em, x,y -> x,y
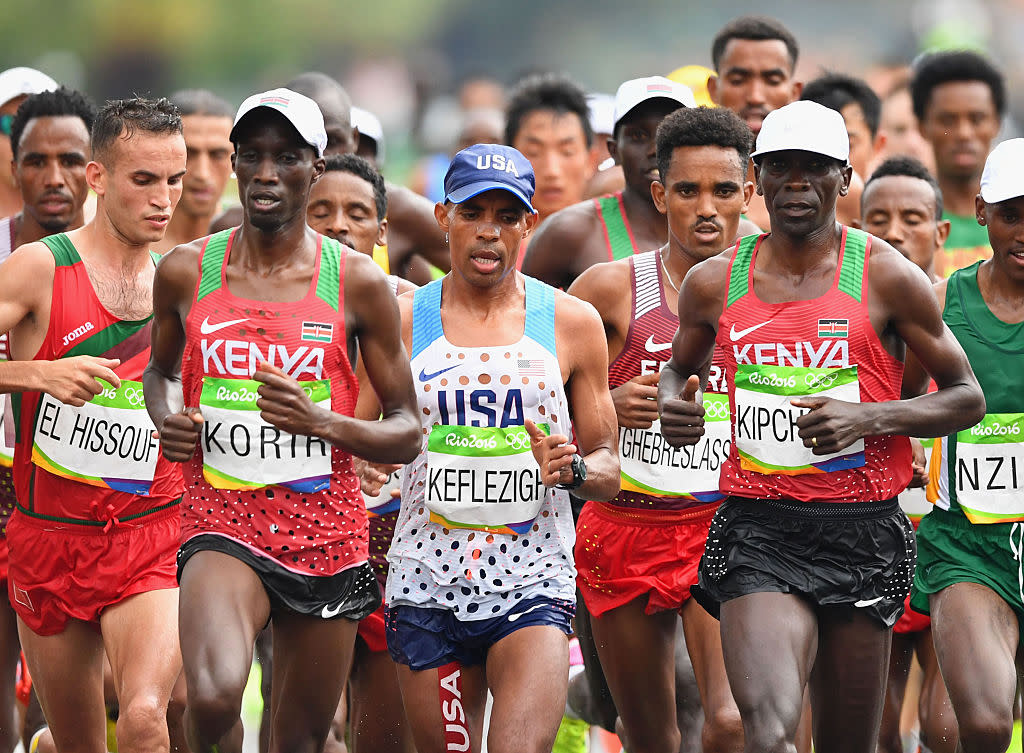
504,73 -> 592,148
169,89 -> 233,119
92,97 -> 182,164
910,50 -> 1006,122
10,87 -> 96,161
801,72 -> 882,138
711,15 -> 799,72
656,106 -> 753,182
323,153 -> 387,221
863,155 -> 943,219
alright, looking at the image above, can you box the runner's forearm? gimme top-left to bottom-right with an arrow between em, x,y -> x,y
142,363 -> 185,427
575,447 -> 620,502
865,383 -> 985,439
314,407 -> 421,465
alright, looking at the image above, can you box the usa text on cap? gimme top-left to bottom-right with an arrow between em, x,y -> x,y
443,144 -> 536,213
231,88 -> 328,158
613,76 -> 697,129
750,100 -> 850,163
980,138 -> 1024,204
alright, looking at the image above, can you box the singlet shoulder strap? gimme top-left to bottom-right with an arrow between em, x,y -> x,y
837,226 -> 869,303
39,233 -> 81,267
595,193 -> 635,261
411,278 -> 444,360
524,276 -> 557,355
725,234 -> 762,309
315,236 -> 343,311
633,250 -> 662,320
196,229 -> 234,303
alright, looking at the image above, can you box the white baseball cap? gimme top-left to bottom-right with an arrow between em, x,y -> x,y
230,88 -> 327,158
980,138 -> 1024,204
750,100 -> 850,164
352,106 -> 384,159
0,67 -> 58,109
613,76 -> 696,129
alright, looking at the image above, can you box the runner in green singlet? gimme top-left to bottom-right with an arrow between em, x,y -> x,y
909,137 -> 1024,753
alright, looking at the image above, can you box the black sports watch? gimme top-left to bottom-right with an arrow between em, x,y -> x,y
557,454 -> 588,490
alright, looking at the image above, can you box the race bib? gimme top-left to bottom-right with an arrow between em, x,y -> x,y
620,392 -> 729,502
199,377 -> 332,493
733,364 -> 865,475
364,467 -> 402,518
32,380 -> 160,494
955,413 -> 1024,523
425,423 -> 548,534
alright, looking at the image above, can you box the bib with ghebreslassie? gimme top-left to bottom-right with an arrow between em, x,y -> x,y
425,423 -> 548,534
620,393 -> 730,501
199,377 -> 332,493
945,413 -> 1024,523
733,364 -> 865,475
31,380 -> 160,494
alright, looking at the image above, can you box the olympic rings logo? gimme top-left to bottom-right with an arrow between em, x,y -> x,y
505,432 -> 532,451
302,385 -> 317,400
804,372 -> 839,390
704,399 -> 730,420
122,387 -> 146,408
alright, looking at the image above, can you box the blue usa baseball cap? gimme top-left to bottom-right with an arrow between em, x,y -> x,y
443,144 -> 537,213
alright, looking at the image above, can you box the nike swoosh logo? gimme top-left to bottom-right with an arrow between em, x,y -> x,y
321,602 -> 344,618
200,316 -> 250,335
645,335 -> 672,352
418,365 -> 459,382
729,320 -> 773,341
507,603 -> 547,622
854,596 -> 884,608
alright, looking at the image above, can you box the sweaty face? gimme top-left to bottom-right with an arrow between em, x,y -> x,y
711,39 -> 798,135
307,170 -> 385,255
14,115 -> 90,232
978,196 -> 1024,283
512,110 -> 590,219
436,189 -> 535,287
612,100 -> 681,197
920,81 -> 1000,182
232,114 -> 323,233
755,150 -> 851,236
840,103 -> 875,180
95,131 -> 186,245
655,145 -> 749,259
861,175 -> 941,273
178,114 -> 233,218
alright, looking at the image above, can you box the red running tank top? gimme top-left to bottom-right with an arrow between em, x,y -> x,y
180,229 -> 365,576
608,250 -> 729,511
13,233 -> 183,527
716,227 -> 911,503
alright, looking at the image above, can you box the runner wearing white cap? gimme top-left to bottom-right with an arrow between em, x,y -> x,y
351,106 -> 384,166
909,137 -> 1024,753
0,67 -> 58,217
143,87 -> 421,753
522,76 -> 695,290
658,99 -> 984,753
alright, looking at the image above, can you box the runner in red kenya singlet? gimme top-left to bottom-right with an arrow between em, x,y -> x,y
568,105 -> 751,753
0,97 -> 186,753
144,88 -> 419,753
657,100 -> 984,753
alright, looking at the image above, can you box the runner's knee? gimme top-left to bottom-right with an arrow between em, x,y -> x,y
117,694 -> 169,749
187,677 -> 244,743
703,705 -> 744,753
956,707 -> 1013,753
620,723 -> 681,753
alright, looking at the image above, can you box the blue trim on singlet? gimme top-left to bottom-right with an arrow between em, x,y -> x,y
523,276 -> 557,356
411,279 -> 444,360
410,276 -> 557,359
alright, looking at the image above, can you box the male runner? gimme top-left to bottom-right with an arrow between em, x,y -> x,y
0,67 -> 57,218
909,137 -> 1024,753
307,152 -> 415,752
144,87 -> 420,753
911,50 -> 1004,278
0,85 -> 94,753
858,156 -> 956,753
384,143 -> 619,753
657,99 -> 984,753
521,76 -> 695,288
0,96 -> 186,753
153,89 -> 234,254
567,105 -> 750,753
876,78 -> 934,173
351,107 -> 384,167
800,73 -> 882,182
